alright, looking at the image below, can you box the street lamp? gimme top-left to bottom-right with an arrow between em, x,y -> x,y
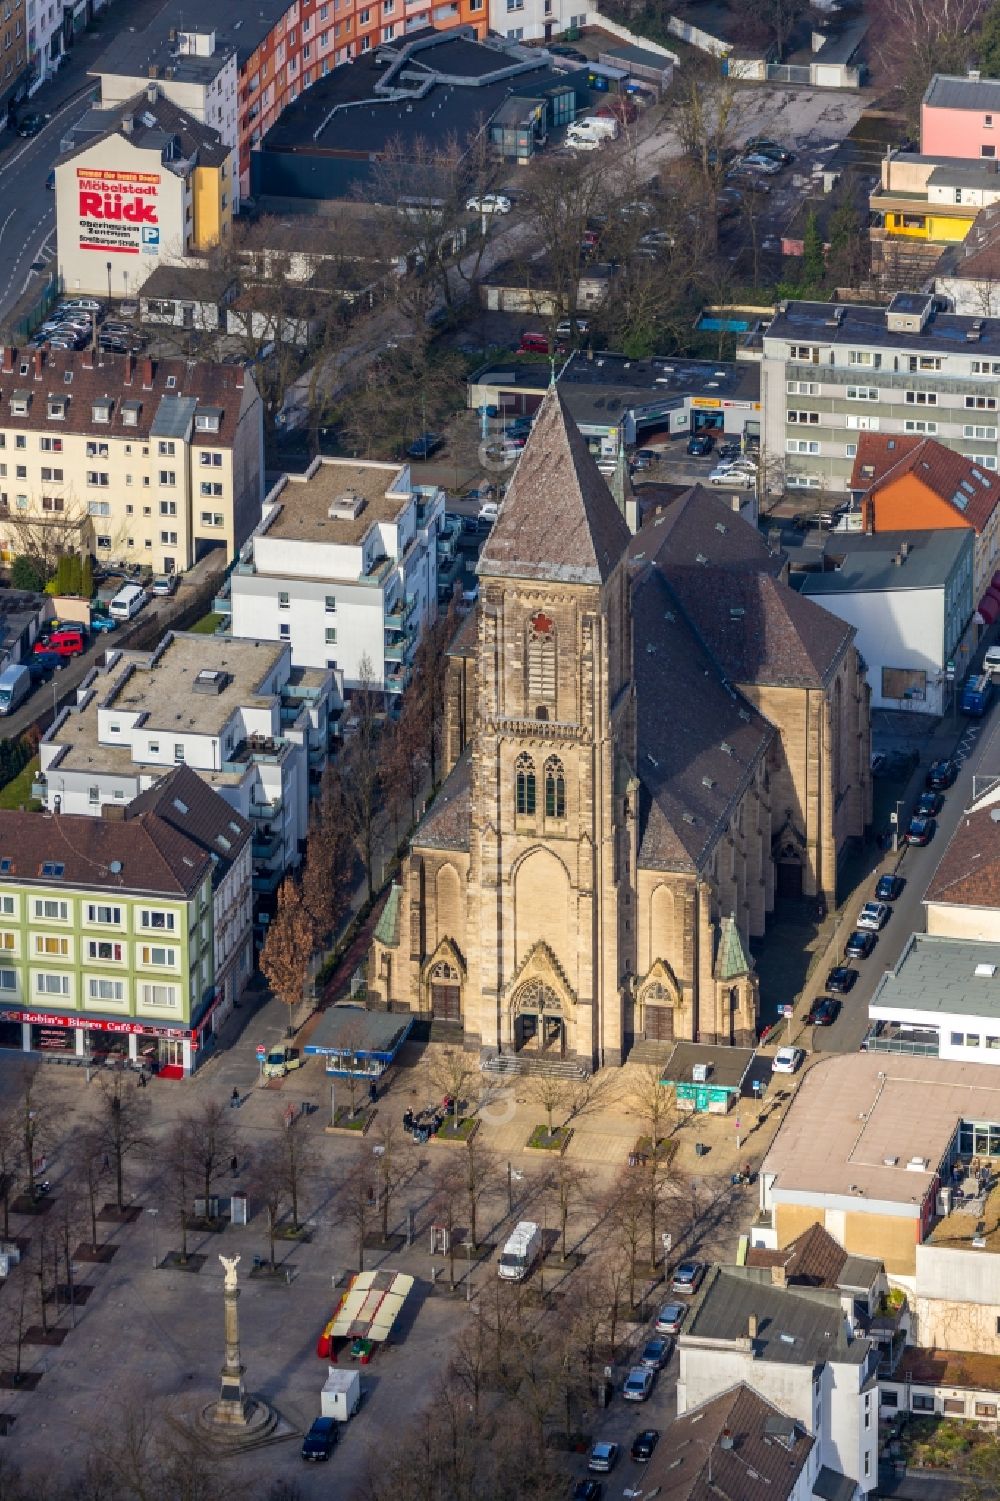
892,798 -> 904,854
106,260 -> 112,308
147,1206 -> 159,1269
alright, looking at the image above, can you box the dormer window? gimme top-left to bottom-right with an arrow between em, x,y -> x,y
63,371 -> 73,385
92,399 -> 112,423
166,376 -> 177,389
47,397 -> 67,420
18,363 -> 28,377
195,408 -> 221,433
122,401 -> 140,427
10,391 -> 28,416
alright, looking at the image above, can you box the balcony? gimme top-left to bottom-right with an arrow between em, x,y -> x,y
384,595 -> 418,631
253,868 -> 282,896
252,828 -> 282,861
863,1022 -> 939,1057
384,663 -> 412,695
437,553 -> 463,593
250,795 -> 282,819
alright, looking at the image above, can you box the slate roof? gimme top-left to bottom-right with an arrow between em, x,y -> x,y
745,1223 -> 880,1291
925,801 -> 1000,908
851,433 -> 1000,534
633,565 -> 774,873
941,201 -> 1000,279
682,1265 -> 870,1366
125,764 -> 250,890
634,487 -> 853,689
0,809 -> 210,897
800,528 -> 972,596
0,346 -> 249,449
924,73 -> 1000,112
58,86 -> 231,170
644,1384 -> 813,1501
413,748 -> 472,853
477,387 -> 631,586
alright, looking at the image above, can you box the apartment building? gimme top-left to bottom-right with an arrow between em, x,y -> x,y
0,346 -> 263,577
35,632 -> 336,905
677,1265 -> 879,1497
0,805 -> 215,1077
0,0 -> 27,124
870,150 -> 1000,285
921,73 -> 1000,161
92,3 -> 486,201
759,294 -> 1000,494
56,83 -> 236,299
26,0 -> 64,84
126,764 -> 252,1040
228,458 -> 444,694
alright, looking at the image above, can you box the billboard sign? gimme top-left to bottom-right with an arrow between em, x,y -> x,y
77,167 -> 160,256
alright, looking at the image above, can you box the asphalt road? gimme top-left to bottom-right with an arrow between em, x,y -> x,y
811,701 -> 1000,1057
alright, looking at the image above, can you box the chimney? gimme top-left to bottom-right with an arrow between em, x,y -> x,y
124,352 -> 135,386
146,82 -> 159,105
900,540 -> 910,558
141,357 -> 154,389
748,1313 -> 758,1340
121,114 -> 134,136
865,494 -> 875,535
82,345 -> 94,370
33,349 -> 43,381
893,549 -> 904,566
719,1428 -> 734,1451
100,803 -> 127,822
771,1262 -> 788,1288
1,347 -> 13,374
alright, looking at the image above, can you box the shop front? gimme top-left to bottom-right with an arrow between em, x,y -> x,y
0,1005 -> 219,1078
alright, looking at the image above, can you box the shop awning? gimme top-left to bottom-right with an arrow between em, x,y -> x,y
316,1270 -> 414,1357
980,593 -> 1000,625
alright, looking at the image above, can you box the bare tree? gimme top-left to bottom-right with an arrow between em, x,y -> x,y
527,1073 -> 570,1140
411,596 -> 459,791
16,1064 -> 46,1201
631,1065 -> 675,1155
429,1155 -> 465,1290
545,1156 -> 585,1263
66,1124 -> 108,1255
0,1108 -> 21,1240
428,1045 -> 478,1122
260,875 -> 315,1031
339,654 -> 384,904
868,0 -> 985,126
667,55 -> 741,247
604,1171 -> 644,1310
373,1119 -> 407,1244
188,1099 -> 237,1220
162,1119 -> 197,1265
300,764 -> 351,941
463,1131 -> 498,1253
339,1153 -> 379,1274
279,1112 -> 316,1232
251,1146 -> 287,1272
97,1070 -> 149,1216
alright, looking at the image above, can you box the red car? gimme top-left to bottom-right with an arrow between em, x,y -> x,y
34,628 -> 85,658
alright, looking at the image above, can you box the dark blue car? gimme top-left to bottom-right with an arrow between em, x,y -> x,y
687,433 -> 714,456
301,1416 -> 337,1461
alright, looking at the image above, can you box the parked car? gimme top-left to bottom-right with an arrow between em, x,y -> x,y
89,613 -> 117,634
60,297 -> 104,314
572,1482 -> 602,1501
656,1302 -> 686,1335
907,814 -> 937,846
845,929 -> 877,960
772,1046 -> 804,1075
587,1442 -> 619,1474
687,433 -> 714,457
875,874 -> 904,902
709,466 -> 755,489
34,629 -> 85,658
17,113 -> 43,137
478,501 -> 499,524
466,192 -> 511,215
926,759 -> 957,791
150,575 -> 178,596
917,790 -> 943,817
740,152 -> 783,174
826,965 -> 857,994
857,901 -> 890,931
806,996 -> 841,1027
623,1367 -> 654,1402
671,1260 -> 706,1295
745,137 -> 793,163
407,432 -> 443,460
549,43 -> 588,60
555,317 -> 590,338
26,653 -> 59,681
985,643 -> 1000,676
301,1416 -> 337,1462
631,1430 -> 660,1463
639,1337 -> 671,1369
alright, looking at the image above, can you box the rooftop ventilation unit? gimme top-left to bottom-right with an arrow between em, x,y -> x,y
193,669 -> 229,695
976,963 -> 997,977
906,1156 -> 928,1172
329,492 -> 365,520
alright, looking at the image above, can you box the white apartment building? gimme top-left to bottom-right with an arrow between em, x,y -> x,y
228,457 -> 444,695
94,27 -> 239,166
677,1266 -> 878,1497
758,292 -> 1000,493
26,0 -> 64,85
36,632 -> 337,903
0,346 -> 264,577
493,0 -> 587,44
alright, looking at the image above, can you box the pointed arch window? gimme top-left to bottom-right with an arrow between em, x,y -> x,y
515,753 -> 536,816
527,615 -> 556,704
544,756 -> 566,819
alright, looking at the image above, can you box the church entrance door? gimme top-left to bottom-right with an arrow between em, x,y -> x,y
512,979 -> 566,1057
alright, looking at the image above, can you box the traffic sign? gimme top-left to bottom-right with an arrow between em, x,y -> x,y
779,1004 -> 793,1018
256,1043 -> 267,1057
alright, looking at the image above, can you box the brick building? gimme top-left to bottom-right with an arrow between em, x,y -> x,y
369,390 -> 871,1069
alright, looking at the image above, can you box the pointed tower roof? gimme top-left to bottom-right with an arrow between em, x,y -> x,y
609,432 -> 633,517
478,387 -> 631,586
716,914 -> 752,980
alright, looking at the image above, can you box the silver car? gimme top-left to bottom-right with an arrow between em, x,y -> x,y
623,1366 -> 654,1401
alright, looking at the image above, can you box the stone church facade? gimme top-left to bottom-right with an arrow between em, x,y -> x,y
369,390 -> 871,1070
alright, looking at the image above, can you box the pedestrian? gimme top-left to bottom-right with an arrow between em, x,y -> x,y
368,1079 -> 377,1106
230,1086 -> 239,1109
102,1153 -> 110,1172
230,1154 -> 238,1177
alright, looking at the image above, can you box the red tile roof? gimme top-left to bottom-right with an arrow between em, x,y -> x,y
0,808 -> 210,895
850,433 -> 1000,533
925,801 -> 1000,908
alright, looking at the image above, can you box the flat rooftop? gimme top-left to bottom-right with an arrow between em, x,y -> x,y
871,933 -> 1000,1022
304,1005 -> 412,1057
762,1053 -> 1000,1208
262,461 -> 409,547
926,1180 -> 1000,1251
766,299 -> 1000,359
104,635 -> 286,736
894,1346 -> 1000,1393
798,529 -> 970,596
558,350 -> 761,420
661,1041 -> 758,1092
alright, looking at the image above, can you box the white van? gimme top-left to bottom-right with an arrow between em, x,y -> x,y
109,582 -> 147,621
985,644 -> 1000,677
0,664 -> 31,716
498,1220 -> 543,1281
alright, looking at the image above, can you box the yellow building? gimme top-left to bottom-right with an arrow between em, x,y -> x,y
871,150 -> 1000,283
55,83 -> 235,300
0,346 -> 263,577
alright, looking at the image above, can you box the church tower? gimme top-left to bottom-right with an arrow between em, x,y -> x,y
464,389 -> 636,1069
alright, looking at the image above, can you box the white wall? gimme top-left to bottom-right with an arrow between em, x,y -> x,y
936,277 -> 1000,317
800,585 -> 946,713
868,999 -> 1000,1063
926,901 -> 1000,941
95,55 -> 239,155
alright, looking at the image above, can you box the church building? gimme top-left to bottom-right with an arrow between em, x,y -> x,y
369,389 -> 871,1070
